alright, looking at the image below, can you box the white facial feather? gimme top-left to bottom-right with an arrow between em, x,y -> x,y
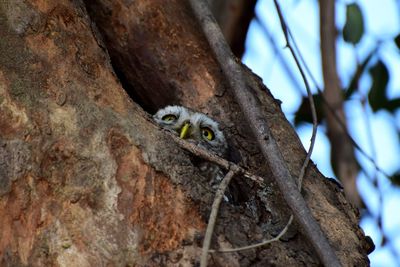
153,105 -> 227,156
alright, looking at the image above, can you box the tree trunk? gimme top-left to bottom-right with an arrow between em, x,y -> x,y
0,0 -> 372,266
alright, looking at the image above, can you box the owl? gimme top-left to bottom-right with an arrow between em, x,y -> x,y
153,105 -> 228,157
153,105 -> 229,190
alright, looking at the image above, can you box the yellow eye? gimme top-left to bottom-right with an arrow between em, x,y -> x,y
201,127 -> 215,141
162,114 -> 177,122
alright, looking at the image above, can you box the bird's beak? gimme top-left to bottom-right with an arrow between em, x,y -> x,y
180,122 -> 191,139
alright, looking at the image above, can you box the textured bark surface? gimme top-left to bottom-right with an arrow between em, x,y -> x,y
0,0 -> 372,266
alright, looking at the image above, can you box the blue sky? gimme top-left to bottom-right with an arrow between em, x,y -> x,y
242,0 -> 400,266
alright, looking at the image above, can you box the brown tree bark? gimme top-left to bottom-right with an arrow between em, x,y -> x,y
0,0 -> 372,266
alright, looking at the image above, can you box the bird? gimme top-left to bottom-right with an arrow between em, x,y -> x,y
153,105 -> 229,190
153,105 -> 228,157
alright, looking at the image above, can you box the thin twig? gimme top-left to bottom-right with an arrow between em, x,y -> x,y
188,1 -> 340,266
166,130 -> 265,186
169,129 -> 296,254
254,14 -> 390,180
169,129 -> 296,256
278,5 -> 397,262
272,0 -> 318,189
169,130 -> 296,255
319,90 -> 390,177
210,215 -> 294,253
253,15 -> 304,95
200,169 -> 236,267
290,31 -> 389,178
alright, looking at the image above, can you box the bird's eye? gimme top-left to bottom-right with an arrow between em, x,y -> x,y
201,127 -> 215,141
162,114 -> 177,122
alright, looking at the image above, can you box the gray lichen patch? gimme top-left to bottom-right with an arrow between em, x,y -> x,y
49,104 -> 79,138
0,0 -> 40,35
0,139 -> 32,196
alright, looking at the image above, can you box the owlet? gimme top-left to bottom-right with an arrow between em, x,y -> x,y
153,105 -> 228,187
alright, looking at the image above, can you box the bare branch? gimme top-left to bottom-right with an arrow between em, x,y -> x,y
166,130 -> 265,186
200,169 -> 236,267
169,129 -> 292,258
271,0 -> 318,189
168,129 -> 296,256
210,215 -> 294,253
188,0 -> 341,266
319,0 -> 361,206
253,15 -> 304,94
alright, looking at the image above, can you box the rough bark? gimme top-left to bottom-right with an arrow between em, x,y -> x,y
0,0 -> 372,266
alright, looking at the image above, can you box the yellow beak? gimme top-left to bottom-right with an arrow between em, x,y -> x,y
180,122 -> 191,139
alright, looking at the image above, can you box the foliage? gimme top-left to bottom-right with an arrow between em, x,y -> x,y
343,3 -> 364,45
294,1 -> 400,186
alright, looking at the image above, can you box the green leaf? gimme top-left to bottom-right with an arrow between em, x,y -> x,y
294,93 -> 324,126
368,60 -> 389,112
395,34 -> 400,49
343,3 -> 364,45
389,171 -> 400,186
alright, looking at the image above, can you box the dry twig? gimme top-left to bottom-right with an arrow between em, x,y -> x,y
167,131 -> 265,186
272,0 -> 318,188
168,129 -> 295,254
199,169 -> 236,267
210,215 -> 294,253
